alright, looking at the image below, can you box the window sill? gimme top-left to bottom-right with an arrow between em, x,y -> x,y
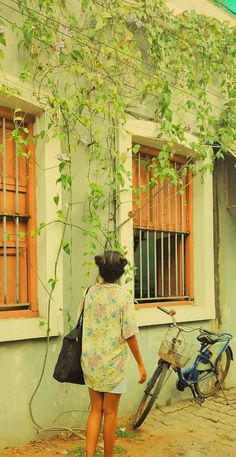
135,300 -> 193,309
136,301 -> 216,327
0,309 -> 38,319
0,314 -> 63,342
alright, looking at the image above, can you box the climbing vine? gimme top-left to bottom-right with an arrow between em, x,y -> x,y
0,0 -> 235,431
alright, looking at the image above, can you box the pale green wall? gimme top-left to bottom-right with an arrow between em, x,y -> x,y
0,1 -> 236,452
214,158 -> 236,389
0,337 -> 90,448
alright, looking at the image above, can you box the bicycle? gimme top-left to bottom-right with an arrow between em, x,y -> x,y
133,306 -> 233,429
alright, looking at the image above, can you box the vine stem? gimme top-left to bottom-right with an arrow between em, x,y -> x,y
28,204 -> 70,429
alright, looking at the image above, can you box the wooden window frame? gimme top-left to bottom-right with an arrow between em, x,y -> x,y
132,145 -> 194,309
0,107 -> 38,319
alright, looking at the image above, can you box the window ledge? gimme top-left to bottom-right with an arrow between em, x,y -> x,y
136,300 -> 194,309
0,314 -> 63,343
136,302 -> 216,327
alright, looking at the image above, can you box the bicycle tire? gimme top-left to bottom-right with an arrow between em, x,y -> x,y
133,362 -> 169,429
195,346 -> 231,398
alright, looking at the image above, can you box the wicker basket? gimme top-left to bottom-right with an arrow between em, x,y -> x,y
158,339 -> 191,368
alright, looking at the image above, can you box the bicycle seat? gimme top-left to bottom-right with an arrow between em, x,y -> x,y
197,332 -> 219,345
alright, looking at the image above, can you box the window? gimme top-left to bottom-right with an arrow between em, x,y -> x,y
132,146 -> 194,305
0,108 -> 37,318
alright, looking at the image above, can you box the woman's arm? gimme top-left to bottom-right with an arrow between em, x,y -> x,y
126,335 -> 147,384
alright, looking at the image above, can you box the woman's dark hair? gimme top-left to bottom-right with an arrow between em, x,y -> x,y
95,251 -> 128,283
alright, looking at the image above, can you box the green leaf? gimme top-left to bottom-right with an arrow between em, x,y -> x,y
0,35 -> 6,46
57,174 -> 72,189
132,144 -> 141,154
40,130 -> 46,140
81,0 -> 90,11
57,210 -> 65,220
71,49 -> 83,61
54,195 -> 59,206
59,162 -> 67,173
39,320 -> 46,327
78,104 -> 85,115
59,52 -> 66,65
95,15 -> 105,31
48,278 -> 57,290
19,231 -> 26,240
229,89 -> 236,99
19,71 -> 31,81
39,222 -> 46,230
62,240 -> 71,255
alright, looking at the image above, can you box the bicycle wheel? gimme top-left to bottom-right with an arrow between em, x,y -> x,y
195,347 -> 231,398
133,362 -> 169,429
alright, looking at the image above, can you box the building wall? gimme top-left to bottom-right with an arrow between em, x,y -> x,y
213,158 -> 236,388
0,0 -> 235,451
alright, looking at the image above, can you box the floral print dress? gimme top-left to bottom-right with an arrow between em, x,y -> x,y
81,283 -> 138,392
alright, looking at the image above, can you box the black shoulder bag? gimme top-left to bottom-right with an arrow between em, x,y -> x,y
53,287 -> 90,385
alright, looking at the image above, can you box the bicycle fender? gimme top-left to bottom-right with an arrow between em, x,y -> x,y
228,345 -> 233,360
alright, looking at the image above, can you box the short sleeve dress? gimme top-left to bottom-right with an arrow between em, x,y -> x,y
81,283 -> 138,392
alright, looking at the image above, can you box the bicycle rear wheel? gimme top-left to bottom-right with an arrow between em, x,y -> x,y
133,362 -> 169,429
195,347 -> 231,398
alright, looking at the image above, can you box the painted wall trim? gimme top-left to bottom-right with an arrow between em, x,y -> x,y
118,118 -> 216,327
0,90 -> 64,341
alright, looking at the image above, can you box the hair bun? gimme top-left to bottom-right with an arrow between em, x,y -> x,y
120,258 -> 128,267
95,255 -> 106,266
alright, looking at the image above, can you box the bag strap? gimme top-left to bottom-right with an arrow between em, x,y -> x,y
77,285 -> 92,323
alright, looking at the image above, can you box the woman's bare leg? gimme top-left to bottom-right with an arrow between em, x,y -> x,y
86,388 -> 104,457
103,392 -> 121,457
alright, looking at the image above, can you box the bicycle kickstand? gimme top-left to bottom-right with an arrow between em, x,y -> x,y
216,376 -> 229,406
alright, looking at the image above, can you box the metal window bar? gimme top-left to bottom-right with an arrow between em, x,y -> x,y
181,188 -> 185,296
0,116 -> 30,309
2,117 -> 7,303
15,130 -> 20,303
168,181 -> 171,296
174,163 -> 178,296
138,154 -> 143,299
133,152 -> 190,303
161,180 -> 164,296
154,181 -> 157,296
146,161 -> 150,298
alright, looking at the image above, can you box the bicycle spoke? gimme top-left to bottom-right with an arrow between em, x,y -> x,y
195,348 -> 231,398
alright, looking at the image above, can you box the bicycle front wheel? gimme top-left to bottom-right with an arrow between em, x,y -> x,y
133,362 -> 169,429
195,347 -> 231,398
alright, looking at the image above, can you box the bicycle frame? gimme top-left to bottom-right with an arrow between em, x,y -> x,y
157,306 -> 233,399
181,332 -> 233,387
133,307 -> 233,429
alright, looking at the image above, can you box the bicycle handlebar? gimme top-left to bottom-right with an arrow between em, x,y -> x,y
158,306 -> 176,316
157,305 -> 229,338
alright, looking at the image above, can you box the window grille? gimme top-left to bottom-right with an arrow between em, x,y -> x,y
0,111 -> 37,315
132,148 -> 193,304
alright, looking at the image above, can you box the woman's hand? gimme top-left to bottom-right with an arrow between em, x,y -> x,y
126,335 -> 147,384
138,362 -> 147,384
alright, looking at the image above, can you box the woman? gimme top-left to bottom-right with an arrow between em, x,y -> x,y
81,251 -> 146,457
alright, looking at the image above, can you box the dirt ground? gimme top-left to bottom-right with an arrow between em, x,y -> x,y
1,389 -> 236,457
0,427 -> 202,457
0,420 -> 235,457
